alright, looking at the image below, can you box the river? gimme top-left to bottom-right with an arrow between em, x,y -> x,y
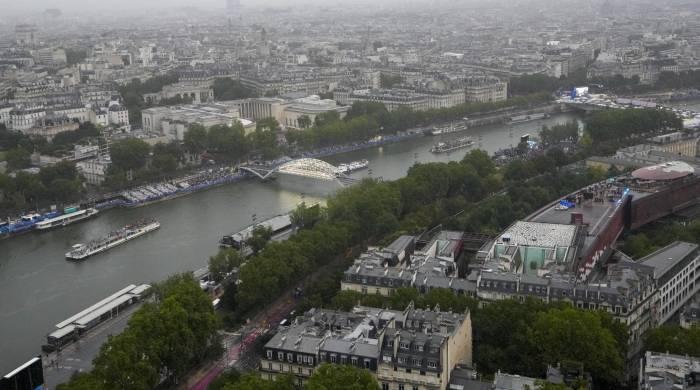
0,112 -> 580,373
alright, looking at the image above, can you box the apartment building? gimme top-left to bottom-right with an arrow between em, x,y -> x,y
141,102 -> 254,140
260,304 -> 472,390
643,242 -> 700,324
463,77 -> 507,103
107,105 -> 129,127
341,229 -> 699,346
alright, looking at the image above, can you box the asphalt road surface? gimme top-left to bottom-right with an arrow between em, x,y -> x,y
43,303 -> 141,388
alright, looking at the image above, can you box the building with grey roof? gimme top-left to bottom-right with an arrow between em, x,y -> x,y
639,242 -> 700,325
260,303 -> 472,390
141,102 -> 255,141
343,226 -> 698,355
492,371 -> 537,390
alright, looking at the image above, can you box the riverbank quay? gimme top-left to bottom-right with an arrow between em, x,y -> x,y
42,302 -> 142,388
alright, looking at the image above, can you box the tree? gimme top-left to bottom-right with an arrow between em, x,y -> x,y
314,111 -> 340,127
207,123 -> 249,161
305,363 -> 380,390
220,280 -> 238,312
212,78 -> 256,100
151,142 -> 182,175
529,308 -> 624,387
247,225 -> 273,255
60,274 -> 222,389
461,149 -> 496,178
222,372 -> 295,390
622,233 -> 653,258
208,369 -> 241,390
330,290 -> 363,312
184,124 -> 208,154
539,121 -> 579,145
644,325 -> 700,357
151,153 -> 177,175
55,372 -> 105,390
535,380 -> 572,390
209,248 -> 244,283
5,147 -> 31,170
110,138 -> 151,172
290,202 -> 323,230
250,118 -> 281,159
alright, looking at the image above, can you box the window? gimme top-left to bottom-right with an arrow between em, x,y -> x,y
341,355 -> 348,364
308,356 -> 314,365
417,345 -> 424,352
278,352 -> 284,361
382,384 -> 389,390
287,353 -> 293,363
428,361 -> 437,368
412,358 -> 420,366
297,355 -> 303,364
364,359 -> 371,369
330,354 -> 337,363
267,350 -> 273,359
413,387 -> 419,390
400,342 -> 409,350
398,357 -> 406,364
399,384 -> 405,390
351,357 -> 358,366
387,340 -> 394,347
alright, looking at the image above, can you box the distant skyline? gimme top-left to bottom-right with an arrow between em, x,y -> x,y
0,0 -> 620,13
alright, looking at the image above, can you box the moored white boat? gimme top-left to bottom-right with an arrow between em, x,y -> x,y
66,220 -> 160,260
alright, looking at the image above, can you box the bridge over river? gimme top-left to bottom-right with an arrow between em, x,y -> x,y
239,158 -> 358,187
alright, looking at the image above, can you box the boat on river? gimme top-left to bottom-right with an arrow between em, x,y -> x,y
509,113 -> 549,124
430,137 -> 475,153
35,207 -> 99,230
335,159 -> 369,175
66,219 -> 160,260
0,208 -> 86,239
429,122 -> 467,135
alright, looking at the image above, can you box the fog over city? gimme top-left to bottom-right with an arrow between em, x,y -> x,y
2,0 -> 700,389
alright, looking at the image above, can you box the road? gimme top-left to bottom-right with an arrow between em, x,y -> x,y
186,290 -> 298,390
43,303 -> 142,388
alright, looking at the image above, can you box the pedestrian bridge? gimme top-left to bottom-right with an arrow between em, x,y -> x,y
239,158 -> 358,186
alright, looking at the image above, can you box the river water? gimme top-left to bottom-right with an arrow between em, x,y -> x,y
0,112 -> 580,372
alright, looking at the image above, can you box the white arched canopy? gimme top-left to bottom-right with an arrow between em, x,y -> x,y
277,158 -> 339,181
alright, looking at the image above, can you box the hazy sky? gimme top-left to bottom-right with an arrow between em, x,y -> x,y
1,0 -> 359,12
4,0 -> 223,11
